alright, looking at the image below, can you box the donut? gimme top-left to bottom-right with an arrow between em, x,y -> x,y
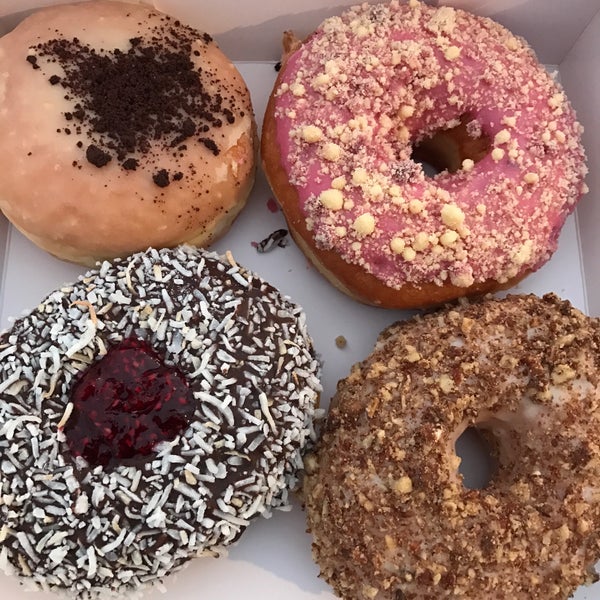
0,245 -> 321,596
0,1 -> 256,266
261,0 -> 588,309
303,293 -> 600,600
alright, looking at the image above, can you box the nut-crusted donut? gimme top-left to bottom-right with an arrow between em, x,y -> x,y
261,0 -> 588,308
0,245 -> 321,597
304,294 -> 600,600
0,1 -> 256,266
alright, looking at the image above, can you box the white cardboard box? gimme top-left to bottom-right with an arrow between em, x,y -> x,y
0,1 -> 599,599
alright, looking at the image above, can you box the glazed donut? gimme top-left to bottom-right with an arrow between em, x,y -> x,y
0,245 -> 321,596
0,1 -> 256,266
261,0 -> 588,309
304,293 -> 600,600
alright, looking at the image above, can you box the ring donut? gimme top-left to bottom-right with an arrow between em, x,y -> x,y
261,0 -> 588,308
304,293 -> 600,599
0,246 -> 321,596
0,1 -> 257,266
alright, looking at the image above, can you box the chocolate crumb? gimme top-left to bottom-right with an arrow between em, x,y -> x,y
199,137 -> 220,156
86,144 -> 111,168
30,19 -> 242,177
153,169 -> 170,187
170,117 -> 197,147
222,108 -> 235,124
122,158 -> 139,170
26,55 -> 40,69
173,171 -> 183,181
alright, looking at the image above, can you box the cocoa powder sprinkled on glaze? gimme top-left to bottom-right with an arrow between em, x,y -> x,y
27,12 -> 244,185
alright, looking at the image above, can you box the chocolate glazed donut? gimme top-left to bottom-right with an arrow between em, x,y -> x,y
0,245 -> 321,596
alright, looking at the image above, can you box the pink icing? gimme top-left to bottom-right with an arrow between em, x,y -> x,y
273,0 -> 587,290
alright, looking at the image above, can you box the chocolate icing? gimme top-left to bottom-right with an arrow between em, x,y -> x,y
0,246 -> 321,596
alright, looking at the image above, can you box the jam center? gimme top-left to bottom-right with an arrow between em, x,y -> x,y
63,337 -> 195,469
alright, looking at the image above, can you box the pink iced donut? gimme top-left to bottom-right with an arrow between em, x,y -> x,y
261,0 -> 588,309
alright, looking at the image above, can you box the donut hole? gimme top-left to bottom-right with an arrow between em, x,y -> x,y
454,426 -> 498,489
411,115 -> 491,176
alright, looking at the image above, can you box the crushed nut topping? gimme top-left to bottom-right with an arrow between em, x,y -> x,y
305,294 -> 600,600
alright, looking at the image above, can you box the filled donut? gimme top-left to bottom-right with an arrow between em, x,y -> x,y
304,293 -> 600,600
0,245 -> 321,596
261,0 -> 588,308
0,1 -> 256,266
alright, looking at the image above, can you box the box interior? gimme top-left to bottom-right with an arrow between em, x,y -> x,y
3,0 -> 599,64
560,8 -> 600,316
149,0 -> 600,64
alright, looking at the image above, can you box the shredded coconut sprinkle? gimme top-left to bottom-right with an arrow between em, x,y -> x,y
0,245 -> 321,597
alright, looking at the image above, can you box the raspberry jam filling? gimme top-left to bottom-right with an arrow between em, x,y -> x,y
63,337 -> 195,469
